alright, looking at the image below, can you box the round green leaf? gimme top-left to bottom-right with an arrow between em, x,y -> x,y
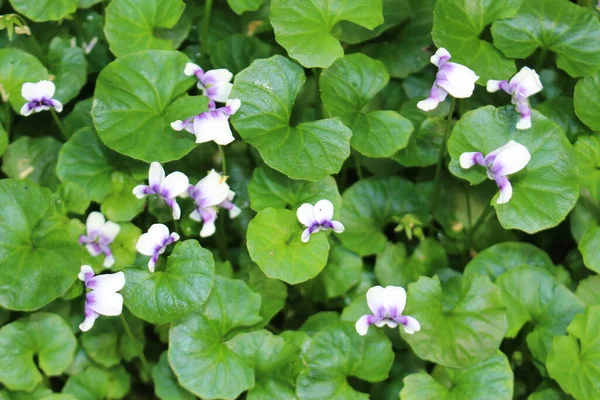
63,98 -> 94,137
538,96 -> 588,143
46,37 -> 87,105
576,275 -> 600,306
400,351 -> 513,400
0,48 -> 49,113
320,54 -> 413,157
152,352 -> 195,400
56,182 -> 90,214
296,321 -> 393,400
304,243 -> 363,299
8,0 -> 77,21
496,266 -> 584,364
211,34 -> 274,75
92,50 -> 201,163
2,136 -> 62,190
169,277 -> 262,400
579,225 -> 600,274
270,0 -> 384,68
547,306 -> 600,400
122,240 -> 215,325
447,106 -> 579,234
492,0 -> 600,78
62,366 -> 110,400
246,208 -> 330,284
0,313 -> 76,391
393,118 -> 446,167
402,275 -> 507,368
104,0 -> 186,57
574,135 -> 600,202
575,71 -> 600,132
339,177 -> 427,256
230,56 -> 351,181
0,179 -> 80,310
100,172 -> 145,222
431,0 -> 521,83
248,166 -> 341,212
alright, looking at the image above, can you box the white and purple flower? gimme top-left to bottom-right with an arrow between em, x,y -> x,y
20,80 -> 63,116
171,99 -> 241,146
296,199 -> 344,243
184,62 -> 233,105
487,67 -> 543,130
79,212 -> 121,268
136,224 -> 180,272
417,48 -> 479,112
188,169 -> 241,238
132,162 -> 189,220
78,265 -> 125,332
460,140 -> 531,204
355,285 -> 420,336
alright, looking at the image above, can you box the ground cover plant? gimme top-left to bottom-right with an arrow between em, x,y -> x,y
0,0 -> 599,399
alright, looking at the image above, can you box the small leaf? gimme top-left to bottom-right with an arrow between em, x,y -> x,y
574,71 -> 600,132
46,37 -> 87,105
0,48 -> 49,113
62,366 -> 110,400
579,225 -> 600,274
100,172 -> 145,222
152,352 -> 195,400
574,135 -> 600,202
575,275 -> 600,306
227,0 -> 264,15
56,182 -> 90,214
304,243 -> 363,299
8,0 -> 77,21
2,136 -> 62,190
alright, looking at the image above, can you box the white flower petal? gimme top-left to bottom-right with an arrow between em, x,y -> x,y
200,221 -> 216,238
496,178 -> 513,204
193,170 -> 231,208
132,185 -> 149,199
430,48 -> 451,67
191,113 -> 219,143
78,265 -> 95,282
382,286 -> 406,316
148,162 -> 165,189
486,80 -> 502,93
301,227 -> 312,243
86,244 -> 102,257
330,220 -> 345,233
207,82 -> 233,103
184,62 -> 202,77
86,211 -> 106,233
79,311 -> 99,332
511,67 -> 543,98
87,271 -> 125,293
490,140 -> 531,176
161,172 -> 189,198
459,152 -> 482,169
366,285 -> 385,316
101,221 -> 121,242
402,316 -> 421,334
89,291 -> 123,316
437,63 -> 479,98
51,99 -> 63,113
228,204 -> 241,219
103,254 -> 115,268
313,199 -> 334,223
297,203 -> 316,227
203,69 -> 233,84
225,98 -> 241,115
382,319 -> 399,329
417,98 -> 440,112
136,224 -> 170,255
171,120 -> 186,131
20,103 -> 33,116
21,82 -> 39,101
355,315 -> 372,336
516,115 -> 532,130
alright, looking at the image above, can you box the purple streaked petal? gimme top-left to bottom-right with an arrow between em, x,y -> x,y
355,314 -> 381,336
459,152 -> 485,169
495,175 -> 513,204
417,84 -> 448,111
366,286 -> 385,316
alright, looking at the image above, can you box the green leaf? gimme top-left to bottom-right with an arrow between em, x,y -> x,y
400,351 -> 513,400
547,306 -> 600,400
576,275 -> 600,306
575,135 -> 600,202
496,266 -> 584,364
62,366 -> 110,400
230,56 -> 351,181
270,0 -> 384,68
579,225 -> 600,274
0,313 -> 76,391
492,0 -> 600,78
8,0 -> 77,21
56,127 -> 146,203
296,321 -> 393,400
92,50 -> 201,163
247,208 -> 330,284
211,34 -> 273,75
227,0 -> 264,15
0,48 -> 49,113
169,277 -> 262,400
431,0 -> 521,83
46,37 -> 87,104
152,352 -> 195,400
100,172 -> 145,222
402,275 -> 507,368
56,182 -> 90,214
0,124 -> 7,157
464,242 -> 555,281
104,0 -> 186,57
248,166 -> 342,212
392,110 -> 446,167
2,136 -> 62,190
574,71 -> 600,131
123,240 -> 215,325
319,54 -> 413,157
447,106 -> 579,234
0,180 -> 80,310
339,177 -> 427,256
63,98 -> 94,137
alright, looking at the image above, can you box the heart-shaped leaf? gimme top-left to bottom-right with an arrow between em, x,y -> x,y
152,352 -> 195,400
62,366 -> 111,400
402,275 -> 507,368
122,240 -> 215,325
246,208 -> 330,284
269,0 -> 383,68
447,106 -> 579,234
0,48 -> 49,113
574,72 -> 600,132
0,312 -> 76,391
320,54 -> 413,157
492,0 -> 600,78
230,56 -> 351,181
46,37 -> 87,105
0,179 -> 80,310
2,136 -> 62,190
8,0 -> 77,21
169,277 -> 262,400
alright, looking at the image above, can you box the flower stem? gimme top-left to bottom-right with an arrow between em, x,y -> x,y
120,314 -> 149,374
201,0 -> 214,54
429,98 -> 456,217
353,150 -> 364,179
469,204 -> 494,240
50,109 -> 68,141
218,144 -> 227,175
535,48 -> 548,72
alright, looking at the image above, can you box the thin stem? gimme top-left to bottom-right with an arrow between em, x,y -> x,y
353,151 -> 364,179
3,103 -> 12,137
535,48 -> 548,72
50,109 -> 68,141
470,205 -> 494,239
429,98 -> 456,217
217,216 -> 229,261
218,144 -> 227,175
120,314 -> 149,373
201,0 -> 214,54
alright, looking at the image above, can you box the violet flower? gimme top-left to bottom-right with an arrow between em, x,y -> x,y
460,140 -> 531,204
355,285 -> 420,336
132,162 -> 189,220
184,62 -> 233,104
79,212 -> 121,268
296,199 -> 344,243
487,67 -> 543,130
78,265 -> 125,332
171,99 -> 241,146
417,48 -> 479,112
20,80 -> 63,116
136,224 -> 180,272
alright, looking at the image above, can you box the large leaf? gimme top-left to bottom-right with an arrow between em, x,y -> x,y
211,34 -> 274,75
575,135 -> 600,202
400,351 -> 513,400
0,180 -> 80,310
574,72 -> 600,132
296,321 -> 393,400
579,225 -> 600,274
2,136 -> 62,190
269,0 -> 384,68
576,275 -> 600,306
431,0 -> 521,83
0,313 -> 76,391
538,96 -> 589,143
46,37 -> 87,104
447,106 -> 579,234
122,240 -> 215,325
492,0 -> 600,78
8,0 -> 77,21
92,50 -> 204,163
402,275 -> 507,368
169,277 -> 262,400
152,352 -> 194,400
104,0 -> 186,57
0,48 -> 49,113
246,208 -> 330,284
230,56 -> 351,181
547,306 -> 600,400
319,54 -> 413,157
62,366 -> 110,400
